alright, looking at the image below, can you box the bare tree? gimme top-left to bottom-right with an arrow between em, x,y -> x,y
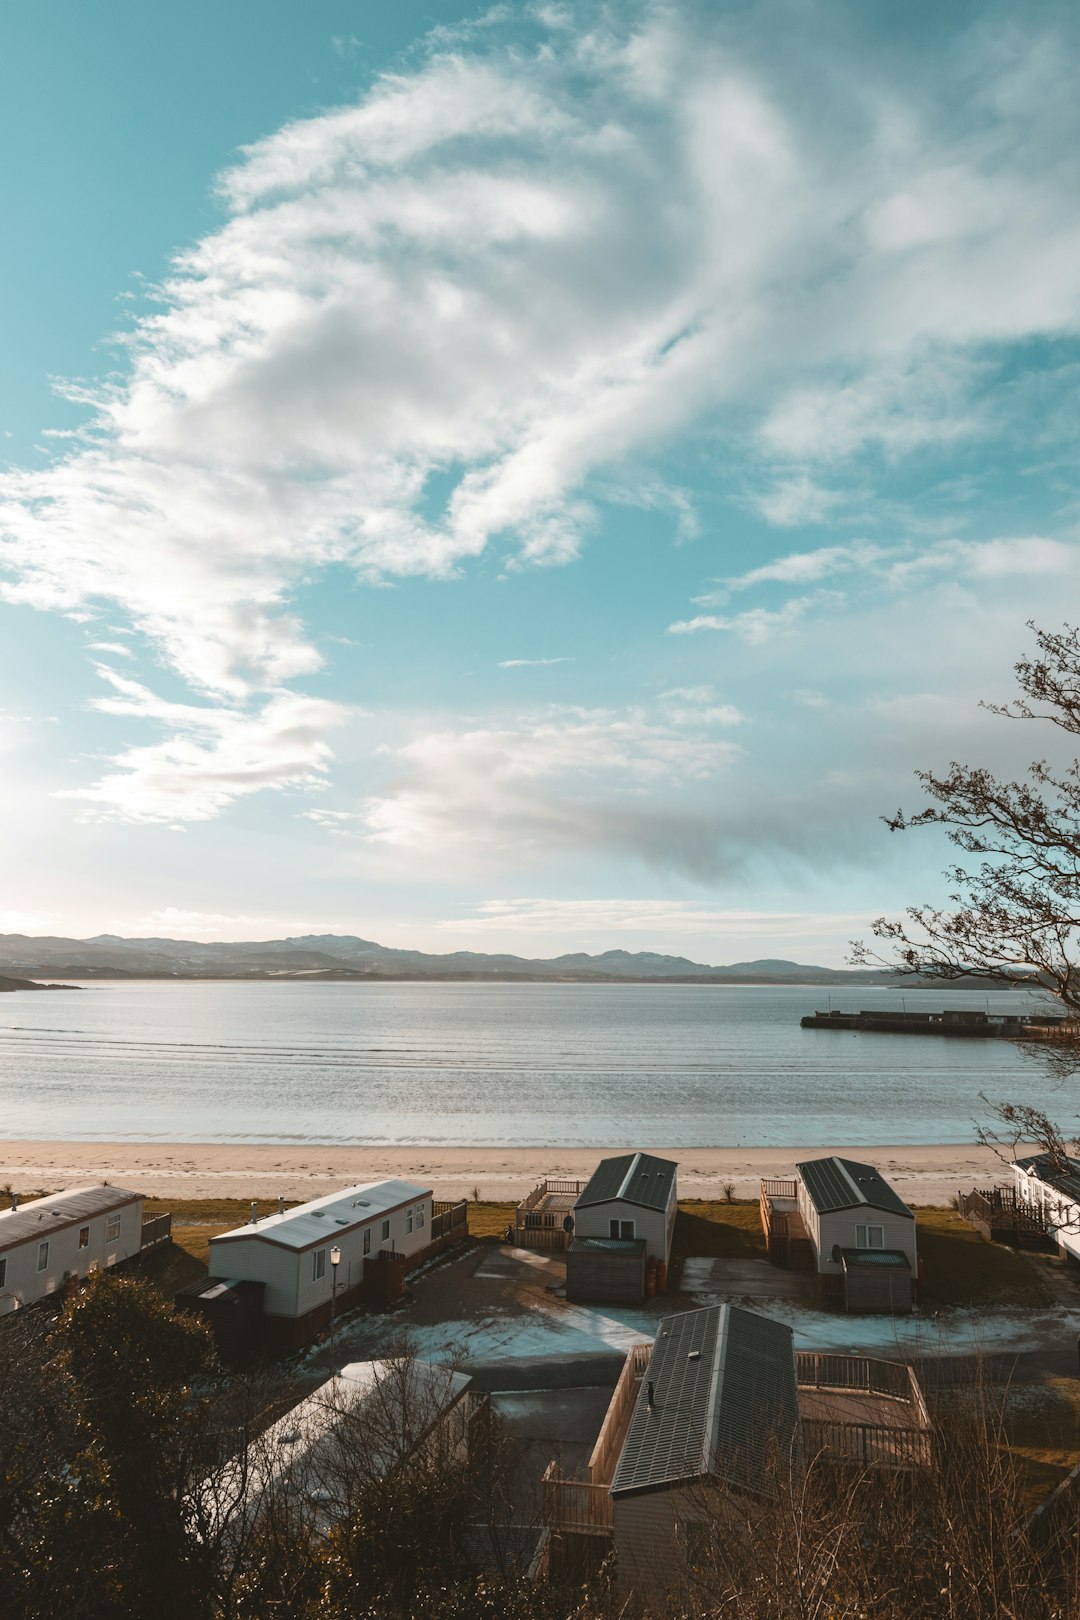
853,622 -> 1080,1014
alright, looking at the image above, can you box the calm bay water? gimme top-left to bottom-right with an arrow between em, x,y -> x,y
0,979 -> 1074,1147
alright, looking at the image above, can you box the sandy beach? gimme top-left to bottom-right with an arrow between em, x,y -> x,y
0,1139 -> 1020,1206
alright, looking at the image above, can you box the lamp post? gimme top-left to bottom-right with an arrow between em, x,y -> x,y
329,1245 -> 342,1373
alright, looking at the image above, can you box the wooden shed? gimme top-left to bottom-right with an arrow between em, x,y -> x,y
566,1235 -> 647,1305
839,1248 -> 913,1313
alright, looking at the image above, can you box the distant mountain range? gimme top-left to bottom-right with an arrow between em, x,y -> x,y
0,931 -> 1005,987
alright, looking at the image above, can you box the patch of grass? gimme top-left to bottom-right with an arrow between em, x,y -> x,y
670,1200 -> 768,1272
467,1201 -> 516,1240
913,1206 -> 1055,1309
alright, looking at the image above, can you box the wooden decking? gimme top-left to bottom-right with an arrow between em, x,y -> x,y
956,1187 -> 1054,1248
796,1351 -> 932,1469
514,1179 -> 587,1251
759,1179 -> 814,1268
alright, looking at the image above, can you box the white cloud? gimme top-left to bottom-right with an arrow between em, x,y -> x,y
101,906 -> 354,940
0,909 -> 63,933
496,656 -> 574,667
2,2 -> 1080,820
439,897 -> 874,938
675,537 -> 1078,640
668,596 -> 824,642
311,703 -> 741,875
59,668 -> 347,824
754,475 -> 845,528
86,641 -> 135,658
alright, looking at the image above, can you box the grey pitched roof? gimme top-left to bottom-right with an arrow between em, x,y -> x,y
0,1185 -> 141,1254
796,1156 -> 912,1220
610,1305 -> 798,1499
211,1180 -> 431,1251
574,1152 -> 677,1213
1014,1152 -> 1080,1203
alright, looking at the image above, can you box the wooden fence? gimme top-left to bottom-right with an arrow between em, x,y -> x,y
588,1343 -> 651,1484
543,1461 -> 613,1535
430,1200 -> 468,1242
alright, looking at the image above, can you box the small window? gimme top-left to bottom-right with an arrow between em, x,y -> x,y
78,1226 -> 90,1249
416,1205 -> 425,1228
105,1214 -> 121,1242
381,1219 -> 390,1242
37,1241 -> 49,1272
609,1218 -> 635,1240
312,1248 -> 326,1281
856,1223 -> 885,1250
406,1207 -> 414,1234
0,1257 -> 6,1289
363,1227 -> 371,1255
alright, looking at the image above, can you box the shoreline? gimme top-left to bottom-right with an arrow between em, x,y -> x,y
0,1139 -> 1018,1206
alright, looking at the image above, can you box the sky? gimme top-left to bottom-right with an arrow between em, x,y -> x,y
2,0 -> 1080,966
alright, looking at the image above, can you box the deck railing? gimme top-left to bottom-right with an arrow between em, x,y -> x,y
543,1461 -> 613,1535
800,1417 -> 932,1469
588,1343 -> 651,1485
796,1351 -> 915,1403
761,1178 -> 798,1199
796,1351 -> 932,1465
513,1179 -> 587,1250
139,1213 -> 172,1252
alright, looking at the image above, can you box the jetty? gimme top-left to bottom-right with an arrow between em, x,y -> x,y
800,1008 -> 1069,1039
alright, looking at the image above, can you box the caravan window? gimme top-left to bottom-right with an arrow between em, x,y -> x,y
855,1223 -> 885,1249
363,1227 -> 371,1255
37,1241 -> 49,1272
312,1248 -> 327,1281
105,1214 -> 121,1242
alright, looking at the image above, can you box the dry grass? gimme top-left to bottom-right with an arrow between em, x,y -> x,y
914,1206 -> 1055,1308
466,1200 -> 515,1240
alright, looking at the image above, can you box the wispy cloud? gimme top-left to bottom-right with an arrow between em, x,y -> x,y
439,897 -> 875,939
60,668 -> 347,824
497,656 -> 574,667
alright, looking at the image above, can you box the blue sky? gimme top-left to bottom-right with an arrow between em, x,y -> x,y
2,0 -> 1080,964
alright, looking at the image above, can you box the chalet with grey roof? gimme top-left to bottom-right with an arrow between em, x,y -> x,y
796,1156 -> 916,1309
760,1157 -> 916,1311
209,1179 -> 438,1349
564,1152 -> 678,1303
0,1185 -> 170,1315
542,1303 -> 932,1601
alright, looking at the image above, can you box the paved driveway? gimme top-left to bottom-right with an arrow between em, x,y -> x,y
681,1256 -> 818,1302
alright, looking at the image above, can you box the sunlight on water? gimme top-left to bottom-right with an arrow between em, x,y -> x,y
0,980 -> 1072,1147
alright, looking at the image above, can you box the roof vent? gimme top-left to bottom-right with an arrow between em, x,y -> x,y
311,1211 -> 325,1218
687,1350 -> 701,1361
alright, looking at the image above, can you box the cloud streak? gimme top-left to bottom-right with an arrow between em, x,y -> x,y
2,2 -> 1080,821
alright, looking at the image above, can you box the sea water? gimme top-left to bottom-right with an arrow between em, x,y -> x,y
0,979 -> 1073,1147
